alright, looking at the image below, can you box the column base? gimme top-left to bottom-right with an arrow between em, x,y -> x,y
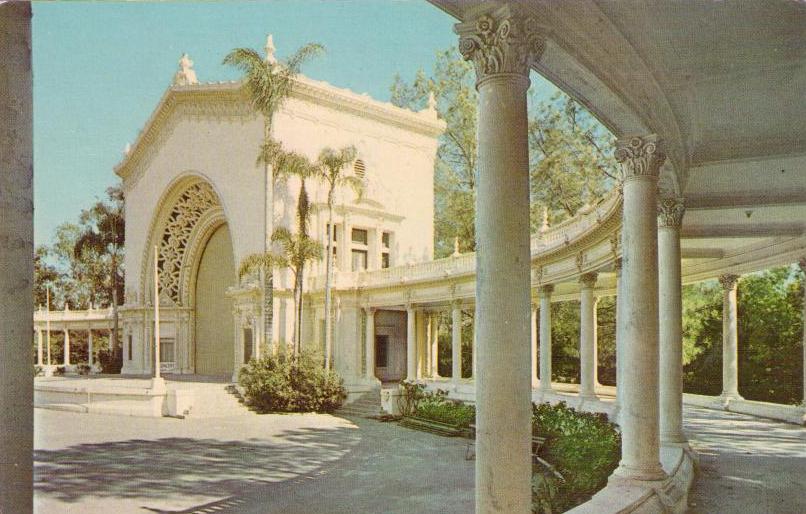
660,432 -> 689,445
719,392 -> 743,407
611,463 -> 668,483
149,377 -> 167,394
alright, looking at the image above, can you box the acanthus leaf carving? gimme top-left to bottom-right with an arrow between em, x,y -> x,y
615,135 -> 666,179
457,7 -> 546,84
657,198 -> 685,229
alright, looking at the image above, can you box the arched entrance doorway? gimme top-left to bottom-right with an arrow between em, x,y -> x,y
194,223 -> 235,376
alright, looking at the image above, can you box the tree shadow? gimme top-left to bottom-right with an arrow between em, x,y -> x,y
35,425 -> 360,506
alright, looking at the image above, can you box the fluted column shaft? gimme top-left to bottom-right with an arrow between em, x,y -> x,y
457,7 -> 542,512
451,303 -> 462,384
719,274 -> 742,400
614,259 -> 623,418
539,285 -> 553,391
365,308 -> 375,381
406,306 -> 416,381
658,199 -> 687,443
579,273 -> 599,399
0,3 -> 34,510
613,135 -> 666,482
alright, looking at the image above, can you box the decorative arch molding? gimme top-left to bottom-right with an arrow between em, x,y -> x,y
140,174 -> 231,308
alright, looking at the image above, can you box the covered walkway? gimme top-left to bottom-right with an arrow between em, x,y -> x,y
687,406 -> 806,514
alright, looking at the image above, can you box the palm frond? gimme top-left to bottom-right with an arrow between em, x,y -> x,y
339,175 -> 365,201
284,43 -> 325,74
238,252 -> 286,279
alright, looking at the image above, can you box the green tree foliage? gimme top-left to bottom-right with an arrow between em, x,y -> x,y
238,349 -> 346,413
682,268 -> 804,404
391,49 -> 617,256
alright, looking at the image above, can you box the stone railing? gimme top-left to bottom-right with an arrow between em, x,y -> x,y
33,307 -> 114,326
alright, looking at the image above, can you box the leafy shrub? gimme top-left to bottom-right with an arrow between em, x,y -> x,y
532,402 -> 621,513
238,349 -> 346,413
399,382 -> 476,428
76,363 -> 92,375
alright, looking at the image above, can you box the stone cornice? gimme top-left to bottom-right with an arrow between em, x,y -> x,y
115,77 -> 445,188
456,5 -> 546,85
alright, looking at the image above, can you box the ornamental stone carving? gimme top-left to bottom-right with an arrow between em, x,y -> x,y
456,6 -> 546,85
157,181 -> 220,304
718,274 -> 740,291
580,272 -> 598,289
615,135 -> 666,179
658,198 -> 685,229
538,284 -> 554,296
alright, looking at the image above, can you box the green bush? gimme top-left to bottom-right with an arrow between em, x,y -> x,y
532,402 -> 621,513
238,349 -> 347,413
414,389 -> 476,428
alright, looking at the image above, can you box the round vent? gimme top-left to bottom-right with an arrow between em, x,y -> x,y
353,159 -> 366,179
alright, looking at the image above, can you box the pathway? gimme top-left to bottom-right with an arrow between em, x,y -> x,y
686,405 -> 806,514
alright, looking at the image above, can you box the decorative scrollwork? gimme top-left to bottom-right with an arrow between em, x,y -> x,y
579,272 -> 598,289
615,135 -> 665,179
658,198 -> 685,228
157,182 -> 220,304
457,8 -> 546,84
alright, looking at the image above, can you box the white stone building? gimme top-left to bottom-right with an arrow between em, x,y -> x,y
114,51 -> 444,388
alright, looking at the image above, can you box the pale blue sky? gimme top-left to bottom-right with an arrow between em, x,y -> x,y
32,1 -> 557,246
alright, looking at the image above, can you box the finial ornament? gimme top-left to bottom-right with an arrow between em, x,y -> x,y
173,53 -> 198,86
718,274 -> 740,290
456,6 -> 545,85
453,236 -> 461,257
615,135 -> 665,179
426,91 -> 438,112
540,207 -> 550,233
265,34 -> 277,65
658,198 -> 685,228
123,142 -> 131,156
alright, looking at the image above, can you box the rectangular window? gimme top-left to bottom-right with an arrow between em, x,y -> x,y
375,335 -> 389,367
326,223 -> 337,242
351,249 -> 368,271
243,328 -> 253,363
382,232 -> 390,249
127,335 -> 132,360
159,337 -> 175,363
351,228 -> 368,245
381,253 -> 390,269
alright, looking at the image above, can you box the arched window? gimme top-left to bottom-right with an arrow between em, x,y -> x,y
353,158 -> 366,179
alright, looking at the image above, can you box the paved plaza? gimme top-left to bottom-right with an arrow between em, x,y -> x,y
34,408 -> 474,514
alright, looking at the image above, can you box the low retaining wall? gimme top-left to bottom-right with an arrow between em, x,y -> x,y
684,393 -> 805,425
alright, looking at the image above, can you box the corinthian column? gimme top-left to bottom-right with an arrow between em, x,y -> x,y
365,307 -> 376,381
0,3 -> 34,511
539,285 -> 554,392
800,258 -> 806,407
658,198 -> 687,443
579,273 -> 599,400
719,273 -> 742,402
451,302 -> 462,385
456,7 -> 544,512
406,305 -> 416,381
613,135 -> 667,482
531,302 -> 538,388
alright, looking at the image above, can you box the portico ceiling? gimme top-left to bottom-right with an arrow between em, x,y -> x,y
429,0 -> 806,198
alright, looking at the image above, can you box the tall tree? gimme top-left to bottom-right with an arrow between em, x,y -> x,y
391,49 -> 477,258
224,36 -> 324,349
74,185 -> 125,367
316,145 -> 363,369
272,145 -> 320,350
239,227 -> 322,356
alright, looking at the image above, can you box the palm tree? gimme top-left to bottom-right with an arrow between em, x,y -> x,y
224,36 -> 324,349
74,186 -> 125,368
316,146 -> 363,369
239,227 -> 322,356
272,146 -> 319,349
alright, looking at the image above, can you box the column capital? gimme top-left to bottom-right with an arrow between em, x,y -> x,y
718,273 -> 740,291
579,272 -> 598,289
538,284 -> 554,297
615,135 -> 666,180
455,5 -> 546,87
657,197 -> 685,229
364,306 -> 376,315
